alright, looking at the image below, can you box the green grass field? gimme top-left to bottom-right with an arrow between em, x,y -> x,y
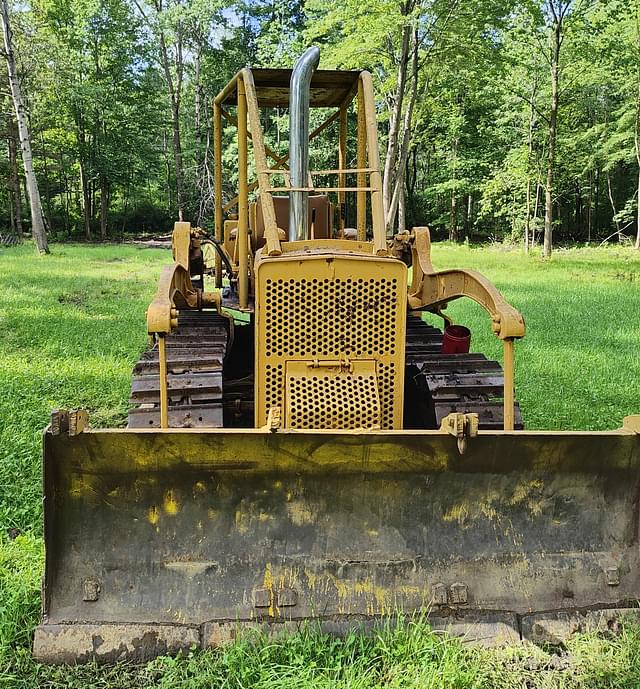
0,241 -> 639,687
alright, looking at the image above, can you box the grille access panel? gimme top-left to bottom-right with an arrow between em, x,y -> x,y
285,360 -> 381,430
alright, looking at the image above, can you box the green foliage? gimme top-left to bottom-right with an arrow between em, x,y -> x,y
0,242 -> 165,533
0,0 -> 639,243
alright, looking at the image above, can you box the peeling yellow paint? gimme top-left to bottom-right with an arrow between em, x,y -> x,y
479,502 -> 498,520
207,508 -> 218,519
147,505 -> 160,525
235,509 -> 250,534
286,501 -> 316,526
527,498 -> 545,517
193,481 -> 207,494
443,503 -> 469,525
163,490 -> 180,515
510,479 -> 543,505
329,573 -> 349,601
263,563 -> 275,617
305,568 -> 317,592
304,571 -> 423,617
353,580 -> 393,614
367,529 -> 379,537
68,475 -> 94,498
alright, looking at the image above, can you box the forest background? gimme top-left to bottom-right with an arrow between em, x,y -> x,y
0,0 -> 639,254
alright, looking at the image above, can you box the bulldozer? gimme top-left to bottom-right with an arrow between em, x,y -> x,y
34,48 -> 640,663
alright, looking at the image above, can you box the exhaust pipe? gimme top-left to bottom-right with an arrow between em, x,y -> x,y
289,47 -> 320,241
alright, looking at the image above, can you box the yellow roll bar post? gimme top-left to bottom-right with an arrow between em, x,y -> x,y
503,339 -> 515,431
360,72 -> 387,256
338,105 -> 347,236
241,69 -> 282,257
213,102 -> 223,288
237,78 -> 249,310
158,335 -> 169,429
356,80 -> 366,241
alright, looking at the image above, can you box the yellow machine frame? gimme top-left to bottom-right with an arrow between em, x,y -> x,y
146,66 -> 527,431
212,69 -> 387,308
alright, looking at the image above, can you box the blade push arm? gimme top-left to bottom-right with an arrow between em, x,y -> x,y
404,227 -> 525,430
407,227 -> 525,340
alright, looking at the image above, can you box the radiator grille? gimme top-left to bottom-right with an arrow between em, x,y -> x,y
264,278 -> 398,358
256,254 -> 407,429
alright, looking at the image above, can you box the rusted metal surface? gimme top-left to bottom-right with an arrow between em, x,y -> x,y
34,613 -> 525,664
128,312 -> 228,429
216,69 -> 360,108
36,420 -> 640,661
405,316 -> 523,429
33,624 -> 200,664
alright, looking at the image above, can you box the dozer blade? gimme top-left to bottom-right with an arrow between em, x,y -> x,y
35,417 -> 640,663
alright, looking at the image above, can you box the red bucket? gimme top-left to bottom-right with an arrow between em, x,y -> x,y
441,325 -> 471,354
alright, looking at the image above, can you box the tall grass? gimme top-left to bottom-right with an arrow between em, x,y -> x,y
0,241 -> 639,687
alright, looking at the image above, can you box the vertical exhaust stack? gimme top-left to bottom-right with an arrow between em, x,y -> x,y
289,47 -> 320,241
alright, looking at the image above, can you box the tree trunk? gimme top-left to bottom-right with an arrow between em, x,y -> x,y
60,151 -> 70,233
100,175 -> 109,240
594,166 -> 600,236
525,178 -> 531,253
635,81 -> 640,249
635,168 -> 640,250
163,128 -> 172,210
0,0 -> 48,253
159,31 -> 184,220
397,174 -> 407,233
194,46 -> 203,152
382,19 -> 412,224
79,161 -> 92,240
524,83 -> 536,254
606,169 -> 619,237
465,193 -> 473,241
544,16 -> 562,259
587,168 -> 593,242
40,130 -> 53,230
7,117 -> 22,236
386,26 -> 419,233
449,192 -> 458,241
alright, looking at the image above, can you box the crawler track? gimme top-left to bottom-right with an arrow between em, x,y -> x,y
128,312 -> 521,429
128,311 -> 228,428
406,315 -> 523,429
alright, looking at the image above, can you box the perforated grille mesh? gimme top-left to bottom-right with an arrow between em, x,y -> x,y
265,364 -> 283,411
256,255 -> 406,430
378,363 -> 395,429
264,278 -> 398,358
287,371 -> 380,430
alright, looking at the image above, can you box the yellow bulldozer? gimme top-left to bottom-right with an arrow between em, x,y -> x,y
35,48 -> 640,663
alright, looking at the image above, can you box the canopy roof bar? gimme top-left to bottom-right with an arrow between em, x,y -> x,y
215,69 -> 360,108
